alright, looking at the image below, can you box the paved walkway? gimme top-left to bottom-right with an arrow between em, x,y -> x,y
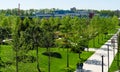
76,32 -> 119,72
82,33 -> 118,72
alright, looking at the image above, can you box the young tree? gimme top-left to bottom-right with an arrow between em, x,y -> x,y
60,16 -> 72,68
12,17 -> 21,72
111,16 -> 119,29
40,18 -> 54,72
32,17 -> 42,72
89,16 -> 99,47
70,17 -> 90,57
13,17 -> 42,72
20,17 -> 42,72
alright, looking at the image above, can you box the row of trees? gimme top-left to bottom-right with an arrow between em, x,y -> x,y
0,8 -> 57,16
1,8 -> 120,17
0,14 -> 119,72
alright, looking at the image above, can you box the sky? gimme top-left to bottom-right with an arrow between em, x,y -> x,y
0,0 -> 120,10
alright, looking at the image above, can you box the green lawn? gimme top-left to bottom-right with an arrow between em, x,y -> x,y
0,45 -> 94,72
109,53 -> 120,72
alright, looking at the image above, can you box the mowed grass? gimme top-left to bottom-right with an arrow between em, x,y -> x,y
0,45 -> 94,72
109,53 -> 120,72
89,29 -> 118,48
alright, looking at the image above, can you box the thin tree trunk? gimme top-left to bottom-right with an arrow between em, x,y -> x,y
87,42 -> 89,51
98,34 -> 100,44
93,37 -> 95,47
36,45 -> 41,72
48,47 -> 50,72
105,34 -> 107,39
79,51 -> 81,59
67,47 -> 69,67
102,34 -> 104,41
16,49 -> 18,72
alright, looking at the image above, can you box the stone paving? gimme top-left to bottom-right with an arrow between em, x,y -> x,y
75,32 -> 119,72
82,33 -> 118,72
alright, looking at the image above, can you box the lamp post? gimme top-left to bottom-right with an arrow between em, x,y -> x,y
101,55 -> 104,72
113,39 -> 115,58
106,44 -> 110,72
111,38 -> 115,58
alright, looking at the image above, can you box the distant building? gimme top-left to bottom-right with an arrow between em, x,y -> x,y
34,8 -> 95,18
70,7 -> 76,12
35,13 -> 53,18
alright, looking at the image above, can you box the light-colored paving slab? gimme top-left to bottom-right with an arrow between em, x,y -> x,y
85,48 -> 98,52
82,33 -> 118,72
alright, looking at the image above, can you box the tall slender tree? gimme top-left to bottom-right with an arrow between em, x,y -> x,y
32,17 -> 42,72
60,16 -> 72,67
13,17 -> 21,72
40,18 -> 54,72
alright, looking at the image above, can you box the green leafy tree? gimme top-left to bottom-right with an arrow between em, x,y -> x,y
32,17 -> 42,72
60,16 -> 72,68
111,16 -> 119,28
13,17 -> 42,72
40,18 -> 54,72
12,17 -> 21,72
70,17 -> 90,57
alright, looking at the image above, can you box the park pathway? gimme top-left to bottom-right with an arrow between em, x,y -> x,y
82,32 -> 119,72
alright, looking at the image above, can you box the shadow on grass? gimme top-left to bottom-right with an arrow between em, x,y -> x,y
42,52 -> 62,58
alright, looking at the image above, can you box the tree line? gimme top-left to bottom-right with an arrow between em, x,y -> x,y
0,8 -> 120,17
0,14 -> 119,72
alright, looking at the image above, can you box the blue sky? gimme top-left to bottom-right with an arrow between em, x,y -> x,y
0,0 -> 120,10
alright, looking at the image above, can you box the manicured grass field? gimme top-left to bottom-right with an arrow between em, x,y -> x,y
0,45 -> 94,72
109,53 -> 120,72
